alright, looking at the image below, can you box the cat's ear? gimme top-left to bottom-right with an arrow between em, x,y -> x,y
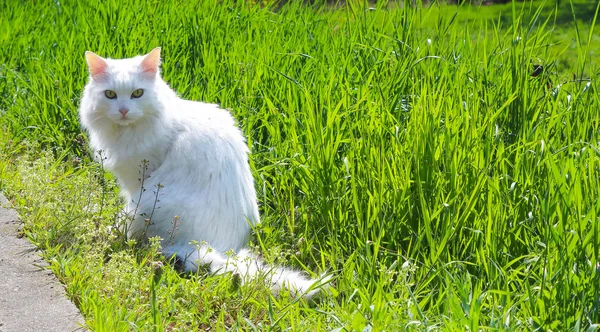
140,47 -> 161,77
85,51 -> 108,80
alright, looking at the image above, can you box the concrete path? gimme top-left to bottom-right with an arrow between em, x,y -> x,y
0,193 -> 85,331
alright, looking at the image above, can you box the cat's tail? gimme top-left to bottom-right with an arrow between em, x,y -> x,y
178,246 -> 330,300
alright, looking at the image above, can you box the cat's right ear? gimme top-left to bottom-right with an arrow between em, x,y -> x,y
85,51 -> 108,81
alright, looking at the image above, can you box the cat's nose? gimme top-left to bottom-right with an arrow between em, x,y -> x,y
119,108 -> 129,116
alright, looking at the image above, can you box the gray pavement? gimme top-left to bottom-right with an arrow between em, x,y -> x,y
0,193 -> 85,331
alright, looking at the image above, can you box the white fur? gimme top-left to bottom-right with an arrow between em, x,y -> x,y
79,50 -> 325,299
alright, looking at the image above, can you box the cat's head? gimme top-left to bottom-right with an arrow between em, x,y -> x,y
82,48 -> 165,127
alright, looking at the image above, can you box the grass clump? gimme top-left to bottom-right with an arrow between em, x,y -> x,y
1,0 -> 600,330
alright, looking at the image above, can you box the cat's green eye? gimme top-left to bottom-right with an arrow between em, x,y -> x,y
104,90 -> 117,99
131,89 -> 144,98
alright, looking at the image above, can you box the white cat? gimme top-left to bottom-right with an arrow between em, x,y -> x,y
79,47 -> 325,299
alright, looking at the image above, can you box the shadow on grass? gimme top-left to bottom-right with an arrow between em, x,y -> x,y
494,0 -> 600,26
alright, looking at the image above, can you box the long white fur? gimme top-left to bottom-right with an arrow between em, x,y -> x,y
79,48 -> 324,299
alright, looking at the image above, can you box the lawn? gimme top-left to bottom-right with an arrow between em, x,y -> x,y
1,0 -> 599,330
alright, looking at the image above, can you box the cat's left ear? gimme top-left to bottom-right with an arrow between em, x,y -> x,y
140,47 -> 161,77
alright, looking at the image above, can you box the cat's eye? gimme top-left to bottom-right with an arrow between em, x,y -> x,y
104,90 -> 117,99
131,89 -> 144,98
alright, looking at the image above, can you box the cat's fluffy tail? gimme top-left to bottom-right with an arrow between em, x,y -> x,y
178,246 -> 330,300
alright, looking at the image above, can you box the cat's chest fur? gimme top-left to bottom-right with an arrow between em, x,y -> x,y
96,120 -> 174,197
107,149 -> 165,196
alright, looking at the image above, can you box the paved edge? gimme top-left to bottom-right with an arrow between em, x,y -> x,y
0,193 -> 86,332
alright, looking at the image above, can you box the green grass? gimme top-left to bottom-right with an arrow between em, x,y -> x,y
1,0 -> 600,330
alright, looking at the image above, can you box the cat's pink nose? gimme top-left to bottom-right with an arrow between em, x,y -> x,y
119,108 -> 129,116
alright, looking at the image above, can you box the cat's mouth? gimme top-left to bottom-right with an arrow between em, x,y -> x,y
111,111 -> 141,126
116,117 -> 136,126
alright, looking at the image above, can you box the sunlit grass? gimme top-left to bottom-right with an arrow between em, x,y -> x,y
1,0 -> 600,329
